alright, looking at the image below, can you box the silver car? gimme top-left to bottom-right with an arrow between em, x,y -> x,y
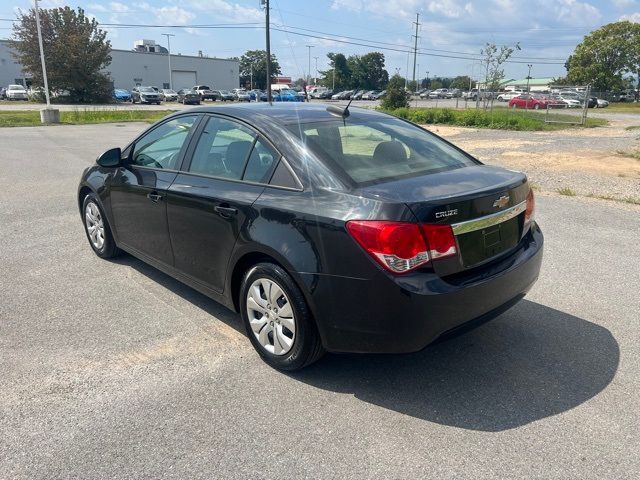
6,84 -> 28,101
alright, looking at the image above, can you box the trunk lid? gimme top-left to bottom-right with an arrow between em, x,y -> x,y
357,165 -> 530,275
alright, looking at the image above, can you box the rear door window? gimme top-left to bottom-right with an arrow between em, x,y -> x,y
188,117 -> 256,179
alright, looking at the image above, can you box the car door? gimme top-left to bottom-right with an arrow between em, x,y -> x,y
166,115 -> 281,292
110,114 -> 201,266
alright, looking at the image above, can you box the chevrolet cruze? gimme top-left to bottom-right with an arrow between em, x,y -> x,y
78,104 -> 543,370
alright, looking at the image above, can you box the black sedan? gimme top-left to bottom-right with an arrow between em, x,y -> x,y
176,89 -> 201,105
78,104 -> 543,370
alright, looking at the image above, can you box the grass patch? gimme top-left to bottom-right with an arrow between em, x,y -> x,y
383,107 -> 607,131
624,125 -> 640,130
557,187 -> 577,196
587,193 -> 640,205
616,149 -> 640,160
0,109 -> 174,127
599,102 -> 640,113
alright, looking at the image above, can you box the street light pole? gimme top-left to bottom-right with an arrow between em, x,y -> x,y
162,33 -> 175,90
332,62 -> 336,91
306,45 -> 314,84
263,0 -> 271,104
250,64 -> 253,90
33,0 -> 58,123
313,56 -> 318,84
526,64 -> 532,93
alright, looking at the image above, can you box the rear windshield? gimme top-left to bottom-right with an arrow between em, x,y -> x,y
287,116 -> 476,185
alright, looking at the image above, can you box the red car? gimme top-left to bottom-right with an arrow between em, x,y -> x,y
508,94 -> 566,110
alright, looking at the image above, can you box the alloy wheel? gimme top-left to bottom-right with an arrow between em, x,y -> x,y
85,202 -> 105,250
246,278 -> 296,355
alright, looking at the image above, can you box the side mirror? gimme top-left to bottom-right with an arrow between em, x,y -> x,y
96,147 -> 122,167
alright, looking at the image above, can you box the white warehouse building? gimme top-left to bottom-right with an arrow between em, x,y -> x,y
0,39 -> 239,91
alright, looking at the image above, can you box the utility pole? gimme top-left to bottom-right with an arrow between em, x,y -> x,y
306,45 -> 314,84
411,13 -> 420,93
34,0 -> 58,123
314,56 -> 318,84
162,33 -> 175,90
332,62 -> 336,91
526,64 -> 532,93
262,0 -> 271,104
250,64 -> 253,90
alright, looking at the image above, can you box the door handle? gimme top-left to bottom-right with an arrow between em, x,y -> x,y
214,205 -> 238,218
147,192 -> 163,203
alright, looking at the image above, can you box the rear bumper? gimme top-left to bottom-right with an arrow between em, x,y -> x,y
307,225 -> 544,353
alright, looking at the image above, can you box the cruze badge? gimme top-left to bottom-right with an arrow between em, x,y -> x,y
435,209 -> 458,219
493,195 -> 510,208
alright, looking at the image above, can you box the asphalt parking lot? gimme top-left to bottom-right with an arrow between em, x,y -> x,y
1,123 -> 639,479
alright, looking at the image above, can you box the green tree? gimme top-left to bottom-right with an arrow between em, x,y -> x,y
381,74 -> 408,110
11,6 -> 112,103
348,52 -> 389,90
450,75 -> 472,90
565,21 -> 640,91
318,52 -> 351,91
239,50 -> 281,90
481,42 -> 520,93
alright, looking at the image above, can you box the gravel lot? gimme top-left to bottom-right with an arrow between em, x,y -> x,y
1,123 -> 639,479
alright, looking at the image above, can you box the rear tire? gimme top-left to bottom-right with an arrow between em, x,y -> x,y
239,263 -> 324,370
82,193 -> 120,259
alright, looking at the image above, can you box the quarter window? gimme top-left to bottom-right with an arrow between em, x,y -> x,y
131,116 -> 198,170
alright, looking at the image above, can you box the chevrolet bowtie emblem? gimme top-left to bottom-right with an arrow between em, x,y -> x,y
493,195 -> 510,208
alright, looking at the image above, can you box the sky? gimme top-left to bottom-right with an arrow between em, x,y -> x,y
2,0 -> 640,83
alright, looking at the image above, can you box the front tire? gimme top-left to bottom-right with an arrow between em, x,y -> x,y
82,194 -> 120,259
240,263 -> 324,370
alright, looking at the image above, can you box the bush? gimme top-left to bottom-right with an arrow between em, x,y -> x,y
381,74 -> 408,110
379,107 -> 607,131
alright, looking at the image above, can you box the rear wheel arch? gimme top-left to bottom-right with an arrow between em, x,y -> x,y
228,249 -> 321,334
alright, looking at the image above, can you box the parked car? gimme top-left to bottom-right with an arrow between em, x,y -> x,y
554,95 -> 582,108
331,91 -> 345,100
217,90 -> 235,102
0,86 -> 6,100
193,85 -> 217,101
273,89 -> 305,102
419,89 -> 431,99
233,89 -> 251,102
249,89 -> 267,102
352,90 -> 365,100
315,89 -> 333,99
361,90 -> 378,100
6,84 -> 28,101
371,90 -> 386,100
596,98 -> 609,108
496,90 -> 524,102
113,89 -> 131,102
131,86 -> 161,104
78,103 -> 542,370
445,89 -> 462,98
508,94 -> 565,110
160,89 -> 178,102
176,89 -> 201,105
428,88 -> 449,99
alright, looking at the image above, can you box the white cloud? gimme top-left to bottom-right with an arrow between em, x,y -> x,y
188,0 -> 263,23
156,6 -> 195,25
427,0 -> 474,18
620,11 -> 640,21
109,2 -> 130,13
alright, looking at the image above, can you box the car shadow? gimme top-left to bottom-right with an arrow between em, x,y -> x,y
290,300 -> 619,432
110,255 -> 245,336
108,256 -> 619,432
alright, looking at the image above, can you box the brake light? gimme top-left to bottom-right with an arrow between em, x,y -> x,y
346,220 -> 457,274
421,224 -> 458,260
525,188 -> 535,228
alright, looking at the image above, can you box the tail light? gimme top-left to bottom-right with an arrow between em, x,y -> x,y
346,220 -> 457,274
524,188 -> 535,229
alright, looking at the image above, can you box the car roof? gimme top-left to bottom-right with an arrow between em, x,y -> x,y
172,102 -> 389,127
